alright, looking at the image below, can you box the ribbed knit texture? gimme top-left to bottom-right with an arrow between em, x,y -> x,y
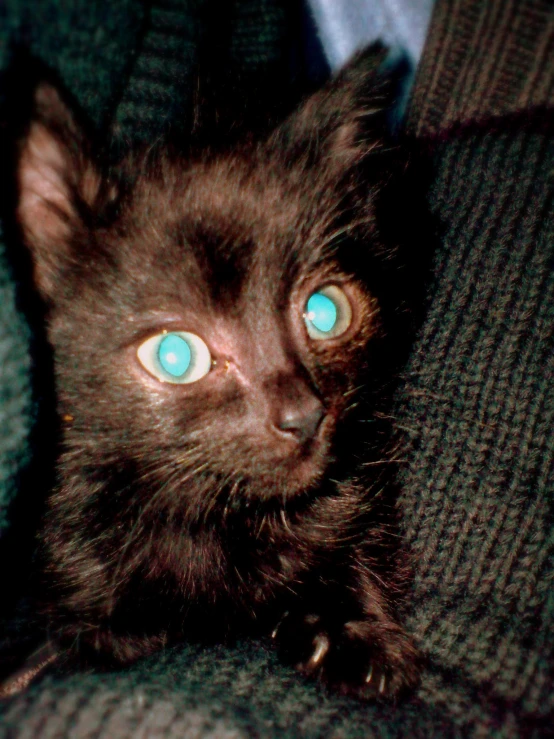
1,641 -> 547,738
0,225 -> 32,533
1,0 -> 145,130
112,0 -> 296,143
1,1 -> 553,737
398,120 -> 554,720
407,0 -> 554,135
113,0 -> 205,141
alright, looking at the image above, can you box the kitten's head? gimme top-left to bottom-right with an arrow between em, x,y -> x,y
15,48 -> 411,528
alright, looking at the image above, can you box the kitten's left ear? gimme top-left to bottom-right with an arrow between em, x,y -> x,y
15,78 -> 102,301
270,44 -> 392,174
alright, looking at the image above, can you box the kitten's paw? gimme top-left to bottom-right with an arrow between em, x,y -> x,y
273,612 -> 420,700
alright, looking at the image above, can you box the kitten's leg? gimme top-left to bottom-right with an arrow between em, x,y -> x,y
0,641 -> 60,697
273,566 -> 420,699
49,623 -> 170,668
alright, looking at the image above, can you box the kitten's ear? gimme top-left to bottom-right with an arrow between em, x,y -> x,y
16,80 -> 101,300
271,44 -> 391,174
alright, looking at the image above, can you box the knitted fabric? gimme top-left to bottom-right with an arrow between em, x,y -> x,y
113,0 -> 302,142
1,640 -> 536,739
306,0 -> 435,71
0,0 -> 553,736
112,0 -> 206,141
398,119 -> 554,721
407,0 -> 554,135
0,226 -> 32,533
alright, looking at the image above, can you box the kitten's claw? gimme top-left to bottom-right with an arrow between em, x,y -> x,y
274,611 -> 420,700
309,633 -> 330,667
365,663 -> 373,683
271,611 -> 289,639
365,663 -> 387,695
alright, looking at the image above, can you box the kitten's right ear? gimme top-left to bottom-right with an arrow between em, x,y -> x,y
269,44 -> 392,177
15,77 -> 101,301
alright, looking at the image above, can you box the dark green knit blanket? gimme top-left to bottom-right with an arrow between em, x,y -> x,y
0,1 -> 553,736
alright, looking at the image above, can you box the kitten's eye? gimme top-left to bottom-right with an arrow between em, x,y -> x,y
137,332 -> 211,384
303,285 -> 352,340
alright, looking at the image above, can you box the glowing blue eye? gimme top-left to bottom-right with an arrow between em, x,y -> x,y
306,292 -> 337,333
137,331 -> 211,384
158,334 -> 191,377
304,285 -> 352,340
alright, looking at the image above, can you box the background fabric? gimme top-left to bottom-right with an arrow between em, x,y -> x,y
306,0 -> 435,119
0,0 -> 553,736
306,0 -> 434,71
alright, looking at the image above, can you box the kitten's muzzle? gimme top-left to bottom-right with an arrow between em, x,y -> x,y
274,396 -> 325,446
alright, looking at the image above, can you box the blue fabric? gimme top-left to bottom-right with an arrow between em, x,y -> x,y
306,0 -> 435,122
306,0 -> 435,72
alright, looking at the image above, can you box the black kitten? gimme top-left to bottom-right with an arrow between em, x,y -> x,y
14,48 -> 420,698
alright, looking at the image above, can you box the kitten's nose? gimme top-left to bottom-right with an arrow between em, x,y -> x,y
274,392 -> 325,445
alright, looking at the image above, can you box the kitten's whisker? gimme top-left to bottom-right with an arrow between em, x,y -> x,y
256,513 -> 269,538
202,476 -> 232,522
344,402 -> 360,414
343,384 -> 365,399
279,507 -> 294,536
313,213 -> 386,254
362,458 -> 405,467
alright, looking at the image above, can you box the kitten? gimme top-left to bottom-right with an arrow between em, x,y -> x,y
12,47 -> 421,698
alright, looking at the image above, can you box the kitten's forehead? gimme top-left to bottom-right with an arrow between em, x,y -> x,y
127,150 -> 324,316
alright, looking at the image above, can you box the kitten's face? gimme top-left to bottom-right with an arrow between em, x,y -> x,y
46,154 -> 379,516
16,52 -> 399,527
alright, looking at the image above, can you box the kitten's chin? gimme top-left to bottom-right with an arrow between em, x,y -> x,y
250,450 -> 330,502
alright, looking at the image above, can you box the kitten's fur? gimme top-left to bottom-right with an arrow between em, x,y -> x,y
13,47 -> 420,698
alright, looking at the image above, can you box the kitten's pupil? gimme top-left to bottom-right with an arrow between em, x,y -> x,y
306,292 -> 337,333
137,331 -> 211,384
304,285 -> 352,340
158,334 -> 191,377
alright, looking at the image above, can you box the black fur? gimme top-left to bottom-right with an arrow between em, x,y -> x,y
14,47 -> 421,698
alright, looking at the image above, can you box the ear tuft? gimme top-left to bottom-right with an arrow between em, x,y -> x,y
16,79 -> 100,300
19,113 -> 74,239
270,44 -> 391,174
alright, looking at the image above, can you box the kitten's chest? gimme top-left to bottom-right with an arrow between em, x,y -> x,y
148,517 -> 316,609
